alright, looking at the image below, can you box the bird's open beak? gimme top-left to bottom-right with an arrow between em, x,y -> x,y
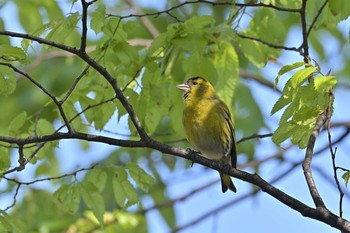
177,83 -> 190,92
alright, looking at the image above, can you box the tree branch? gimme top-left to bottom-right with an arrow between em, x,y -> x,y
299,0 -> 310,63
108,0 -> 300,20
302,114 -> 327,208
238,33 -> 302,54
0,30 -> 149,140
307,0 -> 328,38
0,62 -> 73,132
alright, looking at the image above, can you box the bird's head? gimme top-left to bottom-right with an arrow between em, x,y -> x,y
177,77 -> 216,100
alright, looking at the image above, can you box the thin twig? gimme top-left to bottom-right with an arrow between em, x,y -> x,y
2,165 -> 96,211
306,0 -> 328,38
326,90 -> 344,217
108,0 -> 300,20
238,33 -> 301,54
0,62 -> 72,132
237,133 -> 273,143
60,65 -> 90,104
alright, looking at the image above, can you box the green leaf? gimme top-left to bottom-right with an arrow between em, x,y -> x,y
238,38 -> 266,68
275,62 -> 305,86
113,167 -> 139,208
0,45 -> 26,61
85,168 -> 108,192
272,121 -> 295,146
8,111 -> 27,136
114,211 -> 147,232
290,66 -> 317,88
342,171 -> 350,187
127,162 -> 154,192
54,184 -> 80,214
79,182 -> 106,226
313,76 -> 336,91
46,12 -> 80,44
271,65 -> 336,148
90,5 -> 106,34
148,32 -> 169,58
271,95 -> 291,115
0,147 -> 10,173
184,15 -> 215,30
0,210 -> 24,233
149,168 -> 176,229
35,118 -> 56,135
0,66 -> 16,96
214,41 -> 239,108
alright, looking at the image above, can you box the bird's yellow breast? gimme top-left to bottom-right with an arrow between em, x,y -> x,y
183,97 -> 230,160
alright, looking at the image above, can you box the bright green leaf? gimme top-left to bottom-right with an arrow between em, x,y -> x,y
85,168 -> 108,192
8,111 -> 27,136
290,66 -> 317,88
0,147 -> 10,173
0,66 -> 16,96
79,182 -> 106,226
35,118 -> 56,135
0,45 -> 26,61
127,162 -> 154,192
0,210 -> 24,233
113,167 -> 139,208
275,62 -> 305,86
238,38 -> 266,68
54,184 -> 80,214
90,5 -> 106,34
214,41 -> 239,108
313,76 -> 336,91
342,171 -> 350,187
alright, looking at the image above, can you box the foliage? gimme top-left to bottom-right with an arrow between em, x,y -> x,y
0,0 -> 349,232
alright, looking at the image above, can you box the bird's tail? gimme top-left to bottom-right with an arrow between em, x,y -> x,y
219,172 -> 237,193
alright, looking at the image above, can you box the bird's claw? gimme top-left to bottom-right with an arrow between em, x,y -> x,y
186,148 -> 201,167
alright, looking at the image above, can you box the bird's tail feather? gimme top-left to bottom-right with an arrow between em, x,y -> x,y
219,173 -> 237,193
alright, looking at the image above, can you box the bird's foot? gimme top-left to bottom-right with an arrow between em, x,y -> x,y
186,148 -> 201,167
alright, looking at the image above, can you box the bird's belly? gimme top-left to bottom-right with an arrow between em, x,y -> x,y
189,127 -> 224,160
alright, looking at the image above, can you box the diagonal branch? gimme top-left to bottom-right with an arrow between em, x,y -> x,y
0,62 -> 72,132
0,30 -> 149,140
302,113 -> 327,208
168,149 -> 350,232
307,0 -> 328,38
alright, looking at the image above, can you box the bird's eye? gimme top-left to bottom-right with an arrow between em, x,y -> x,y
192,81 -> 198,85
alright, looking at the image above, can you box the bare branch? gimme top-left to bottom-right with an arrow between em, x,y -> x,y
3,165 -> 96,211
60,65 -> 90,104
299,0 -> 310,63
108,0 -> 300,20
307,0 -> 329,38
326,90 -> 344,217
302,113 -> 327,208
0,30 -> 149,139
0,62 -> 72,132
236,133 -> 273,143
238,33 -> 302,54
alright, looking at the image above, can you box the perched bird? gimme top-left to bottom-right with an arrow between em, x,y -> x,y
177,76 -> 237,193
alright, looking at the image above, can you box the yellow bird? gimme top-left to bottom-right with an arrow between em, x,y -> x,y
177,76 -> 237,193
